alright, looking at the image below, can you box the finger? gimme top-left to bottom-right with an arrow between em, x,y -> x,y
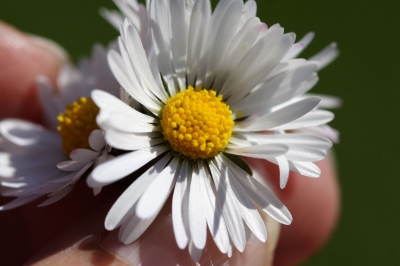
247,154 -> 340,266
0,21 -> 68,122
0,21 -> 69,265
26,195 -> 281,266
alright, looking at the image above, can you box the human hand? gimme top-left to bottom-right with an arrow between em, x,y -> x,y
0,21 -> 340,266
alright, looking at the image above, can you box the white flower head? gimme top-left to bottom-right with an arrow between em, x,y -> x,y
88,0 -> 338,261
0,44 -> 120,209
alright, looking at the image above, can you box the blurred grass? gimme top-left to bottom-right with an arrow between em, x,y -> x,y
1,0 -> 399,265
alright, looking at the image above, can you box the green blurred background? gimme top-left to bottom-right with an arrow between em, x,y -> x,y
1,0 -> 399,265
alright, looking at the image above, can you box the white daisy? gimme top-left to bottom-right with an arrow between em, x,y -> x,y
0,44 -> 120,209
87,0 -> 337,261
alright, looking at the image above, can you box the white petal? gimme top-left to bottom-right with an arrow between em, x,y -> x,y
299,125 -> 340,143
197,0 -> 239,86
69,149 -> 99,163
70,162 -> 93,185
285,145 -> 326,162
49,162 -> 92,194
186,0 -> 211,85
103,111 -> 160,133
233,133 -> 332,150
113,0 -> 142,31
232,68 -> 293,112
188,162 -> 207,249
12,169 -> 70,192
88,145 -> 169,187
1,181 -> 25,189
308,93 -> 343,109
123,21 -> 169,102
48,171 -> 76,184
105,154 -> 172,230
234,97 -> 321,131
209,160 -> 246,252
89,130 -> 106,151
227,33 -> 295,105
0,165 -> 14,179
282,32 -> 315,61
118,211 -> 159,244
199,162 -> 230,254
91,90 -> 156,124
170,0 -> 189,91
150,0 -> 178,96
309,42 -> 339,70
188,240 -> 203,262
289,161 -> 321,178
243,0 -> 257,21
99,8 -> 124,30
0,119 -> 60,147
91,44 -> 120,97
204,1 -> 243,89
136,156 -> 180,219
221,166 -> 267,242
212,17 -> 261,92
0,152 -> 10,164
93,187 -> 102,196
172,159 -> 190,249
226,144 -> 288,159
220,26 -> 284,98
2,154 -> 64,180
220,154 -> 292,225
271,110 -> 334,130
107,50 -> 161,114
264,58 -> 307,81
37,185 -> 74,207
276,155 -> 290,189
0,194 -> 42,211
234,62 -> 318,113
105,129 -> 163,151
35,76 -> 63,130
57,161 -> 88,171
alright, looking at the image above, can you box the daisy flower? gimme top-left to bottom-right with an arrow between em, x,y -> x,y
0,44 -> 120,209
87,0 -> 337,260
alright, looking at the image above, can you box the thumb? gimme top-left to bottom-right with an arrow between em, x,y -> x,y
0,21 -> 68,122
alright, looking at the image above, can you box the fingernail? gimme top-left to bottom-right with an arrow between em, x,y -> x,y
259,211 -> 281,266
78,236 -> 131,266
101,230 -> 141,265
27,34 -> 70,64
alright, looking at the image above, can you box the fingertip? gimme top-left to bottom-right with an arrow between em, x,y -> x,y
276,157 -> 340,266
0,21 -> 68,122
245,156 -> 340,266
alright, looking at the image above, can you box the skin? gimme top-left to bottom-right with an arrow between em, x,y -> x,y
0,21 -> 340,266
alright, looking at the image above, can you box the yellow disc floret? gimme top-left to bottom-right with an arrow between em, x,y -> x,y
57,97 -> 99,156
161,86 -> 234,159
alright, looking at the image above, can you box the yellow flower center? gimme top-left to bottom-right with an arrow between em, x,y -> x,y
161,86 -> 234,159
57,97 -> 99,156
